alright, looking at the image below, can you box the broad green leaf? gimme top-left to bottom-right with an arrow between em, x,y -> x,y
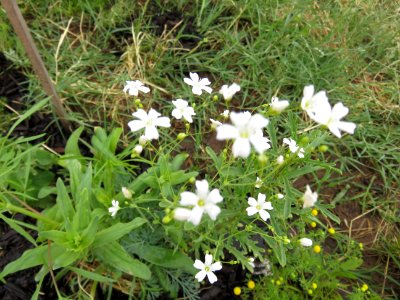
39,230 -> 69,245
53,249 -> 82,269
65,126 -> 84,157
107,128 -> 123,153
0,214 -> 37,246
93,217 -> 147,248
127,243 -> 195,274
0,245 -> 46,279
170,153 -> 189,171
169,171 -> 199,185
56,178 -> 74,231
93,242 -> 151,280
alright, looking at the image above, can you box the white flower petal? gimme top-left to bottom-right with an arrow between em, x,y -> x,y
246,207 -> 258,216
299,238 -> 313,247
196,180 -> 209,199
205,254 -> 213,266
154,116 -> 171,128
207,189 -> 223,204
172,108 -> 183,119
205,204 -> 221,220
248,197 -> 258,207
337,121 -> 356,135
206,271 -> 218,284
195,270 -> 207,282
188,206 -> 204,226
211,261 -> 222,271
180,192 -> 198,206
257,193 -> 266,203
259,209 -> 270,221
193,259 -> 205,270
216,124 -> 238,140
132,109 -> 148,121
144,125 -> 159,140
128,120 -> 146,132
232,138 -> 251,158
173,208 -> 192,221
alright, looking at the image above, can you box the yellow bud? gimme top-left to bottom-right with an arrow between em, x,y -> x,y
177,133 -> 187,140
134,98 -> 141,105
311,209 -> 318,216
233,287 -> 241,295
318,145 -> 329,152
276,280 -> 281,286
162,215 -> 172,224
312,283 -> 318,289
213,95 -> 218,101
189,177 -> 196,184
308,289 -> 313,295
310,221 -> 317,228
313,245 -> 321,253
361,284 -> 368,292
247,280 -> 255,289
359,242 -> 364,250
328,228 -> 336,235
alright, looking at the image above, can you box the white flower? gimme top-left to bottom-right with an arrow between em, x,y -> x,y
172,99 -> 196,123
246,193 -> 273,221
221,110 -> 230,118
276,155 -> 284,164
277,193 -> 284,199
283,138 -> 305,158
299,238 -> 313,247
309,102 -> 356,138
123,80 -> 150,96
216,111 -> 271,158
133,145 -> 143,155
255,177 -> 263,189
139,135 -> 148,145
128,108 -> 171,140
121,187 -> 132,199
108,200 -> 120,217
210,118 -> 222,129
301,85 -> 329,118
270,96 -> 289,113
248,257 -> 255,269
193,254 -> 222,284
183,72 -> 212,95
219,83 -> 240,100
302,185 -> 318,208
175,180 -> 223,226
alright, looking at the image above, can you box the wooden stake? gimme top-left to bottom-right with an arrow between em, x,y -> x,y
1,0 -> 71,130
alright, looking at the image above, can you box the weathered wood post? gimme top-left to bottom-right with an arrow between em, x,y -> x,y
1,0 -> 71,130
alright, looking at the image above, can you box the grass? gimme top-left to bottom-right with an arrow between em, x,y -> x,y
1,0 -> 399,297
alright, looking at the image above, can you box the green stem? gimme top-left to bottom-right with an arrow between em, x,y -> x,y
5,203 -> 58,226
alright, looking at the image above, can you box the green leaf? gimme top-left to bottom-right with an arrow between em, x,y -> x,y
93,242 -> 151,280
53,249 -> 82,269
127,243 -> 195,274
0,246 -> 46,279
93,217 -> 147,248
67,266 -> 115,283
65,126 -> 84,157
56,178 -> 74,231
283,177 -> 292,219
0,214 -> 37,246
170,153 -> 189,171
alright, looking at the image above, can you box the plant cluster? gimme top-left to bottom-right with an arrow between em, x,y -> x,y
1,71 -> 381,299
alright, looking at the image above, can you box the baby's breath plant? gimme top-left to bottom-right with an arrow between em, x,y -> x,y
1,72 -> 370,299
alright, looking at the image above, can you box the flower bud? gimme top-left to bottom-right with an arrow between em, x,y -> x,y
276,155 -> 284,165
299,238 -> 313,247
121,187 -> 132,199
177,133 -> 187,140
318,145 -> 329,152
213,95 -> 218,101
134,145 -> 143,155
258,154 -> 268,165
139,135 -> 148,145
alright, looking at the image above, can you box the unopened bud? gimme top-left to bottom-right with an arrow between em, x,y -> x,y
134,145 -> 143,155
177,133 -> 187,140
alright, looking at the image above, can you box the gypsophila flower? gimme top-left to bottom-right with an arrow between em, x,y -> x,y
299,238 -> 313,247
270,96 -> 289,113
246,193 -> 273,221
193,254 -> 222,284
134,145 -> 143,155
171,99 -> 196,123
210,118 -> 222,129
123,80 -> 150,96
255,177 -> 263,189
277,155 -> 284,164
216,111 -> 270,158
283,138 -> 305,158
309,102 -> 356,138
174,180 -> 223,226
184,72 -> 212,95
301,85 -> 329,118
221,110 -> 230,118
302,185 -> 318,208
248,257 -> 255,269
121,187 -> 132,199
219,83 -> 240,100
108,200 -> 120,217
128,108 -> 171,140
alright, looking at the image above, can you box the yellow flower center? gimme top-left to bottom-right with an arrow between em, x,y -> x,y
198,199 -> 205,207
204,266 -> 210,272
256,204 -> 261,210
